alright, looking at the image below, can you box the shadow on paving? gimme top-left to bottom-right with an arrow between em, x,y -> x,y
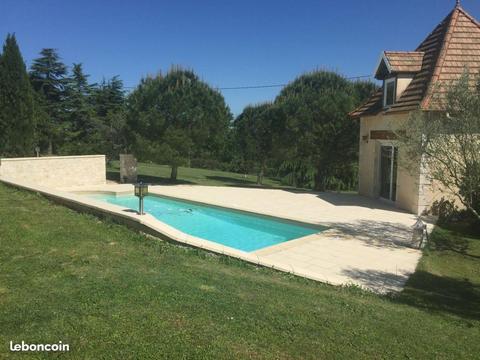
321,219 -> 416,250
106,171 -> 194,186
279,189 -> 410,211
315,192 -> 410,210
341,268 -> 409,293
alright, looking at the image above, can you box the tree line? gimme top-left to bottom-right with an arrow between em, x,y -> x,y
0,34 -> 126,159
0,34 -> 376,189
233,72 -> 376,190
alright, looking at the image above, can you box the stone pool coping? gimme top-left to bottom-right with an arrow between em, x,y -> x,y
1,178 -> 428,293
0,178 -> 343,287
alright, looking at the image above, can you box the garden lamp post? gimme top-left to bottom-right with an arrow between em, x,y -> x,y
134,182 -> 149,215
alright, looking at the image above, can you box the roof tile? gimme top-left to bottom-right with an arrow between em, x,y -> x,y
350,5 -> 480,118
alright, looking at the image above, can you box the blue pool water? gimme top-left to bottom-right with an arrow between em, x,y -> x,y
91,194 -> 323,252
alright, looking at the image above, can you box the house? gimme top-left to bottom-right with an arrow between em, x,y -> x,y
349,1 -> 480,214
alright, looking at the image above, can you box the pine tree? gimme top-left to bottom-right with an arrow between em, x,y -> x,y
62,63 -> 97,154
94,76 -> 125,117
275,71 -> 377,190
234,103 -> 276,185
127,68 -> 232,180
29,48 -> 67,154
0,34 -> 36,156
92,76 -> 127,159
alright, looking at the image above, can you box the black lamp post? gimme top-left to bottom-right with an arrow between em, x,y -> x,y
134,182 -> 149,215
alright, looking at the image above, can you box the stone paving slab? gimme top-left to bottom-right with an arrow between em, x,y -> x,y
60,183 -> 428,293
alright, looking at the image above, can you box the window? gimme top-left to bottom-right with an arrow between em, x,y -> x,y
379,145 -> 398,201
384,78 -> 396,107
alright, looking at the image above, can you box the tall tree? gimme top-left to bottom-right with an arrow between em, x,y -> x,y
61,63 -> 97,154
234,103 -> 276,184
93,76 -> 127,159
127,68 -> 232,180
0,34 -> 36,156
94,76 -> 125,117
29,48 -> 67,154
275,71 -> 376,190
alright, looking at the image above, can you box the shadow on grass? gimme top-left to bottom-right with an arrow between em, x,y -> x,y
106,171 -> 194,186
205,175 -> 287,189
396,226 -> 480,321
442,220 -> 480,238
430,228 -> 480,260
343,267 -> 480,321
342,223 -> 480,321
398,270 -> 480,321
205,175 -> 255,185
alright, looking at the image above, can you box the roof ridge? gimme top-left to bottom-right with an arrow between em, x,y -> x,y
349,4 -> 480,119
384,51 -> 424,54
457,6 -> 480,28
415,8 -> 454,51
421,7 -> 460,109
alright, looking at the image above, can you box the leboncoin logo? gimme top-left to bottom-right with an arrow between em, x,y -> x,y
10,340 -> 70,352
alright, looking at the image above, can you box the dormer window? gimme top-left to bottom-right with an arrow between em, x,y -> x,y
372,51 -> 424,109
384,78 -> 396,107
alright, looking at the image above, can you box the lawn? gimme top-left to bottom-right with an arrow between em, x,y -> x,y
107,161 -> 287,188
0,183 -> 479,359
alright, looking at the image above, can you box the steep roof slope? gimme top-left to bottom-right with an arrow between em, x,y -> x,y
384,51 -> 425,73
350,5 -> 480,118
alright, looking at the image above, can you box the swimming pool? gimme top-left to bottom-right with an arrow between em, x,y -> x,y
90,194 -> 324,252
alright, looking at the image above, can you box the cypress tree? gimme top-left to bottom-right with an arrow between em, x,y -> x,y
0,34 -> 36,156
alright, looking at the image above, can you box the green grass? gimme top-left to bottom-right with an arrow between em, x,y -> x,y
0,183 -> 479,359
107,161 -> 287,188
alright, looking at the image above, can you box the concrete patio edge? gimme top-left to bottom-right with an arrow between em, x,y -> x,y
0,178 -> 348,290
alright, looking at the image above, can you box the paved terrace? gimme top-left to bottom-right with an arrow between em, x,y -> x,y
62,184 -> 425,293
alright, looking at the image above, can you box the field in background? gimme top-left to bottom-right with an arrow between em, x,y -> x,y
107,161 -> 287,188
0,183 -> 479,358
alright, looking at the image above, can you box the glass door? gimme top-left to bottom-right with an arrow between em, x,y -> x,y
379,145 -> 398,201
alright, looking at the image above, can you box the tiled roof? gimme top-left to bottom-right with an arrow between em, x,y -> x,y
350,4 -> 480,118
383,51 -> 425,73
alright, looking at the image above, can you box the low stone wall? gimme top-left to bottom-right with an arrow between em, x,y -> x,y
0,155 -> 106,188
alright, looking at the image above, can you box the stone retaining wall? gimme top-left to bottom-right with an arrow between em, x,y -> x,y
0,155 -> 106,188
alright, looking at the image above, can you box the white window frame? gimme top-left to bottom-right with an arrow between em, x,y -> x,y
377,141 -> 398,203
383,77 -> 396,108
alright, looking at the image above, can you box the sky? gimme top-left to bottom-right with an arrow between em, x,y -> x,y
1,0 -> 480,115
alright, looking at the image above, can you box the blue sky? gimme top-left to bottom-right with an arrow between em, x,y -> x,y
1,0 -> 479,115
